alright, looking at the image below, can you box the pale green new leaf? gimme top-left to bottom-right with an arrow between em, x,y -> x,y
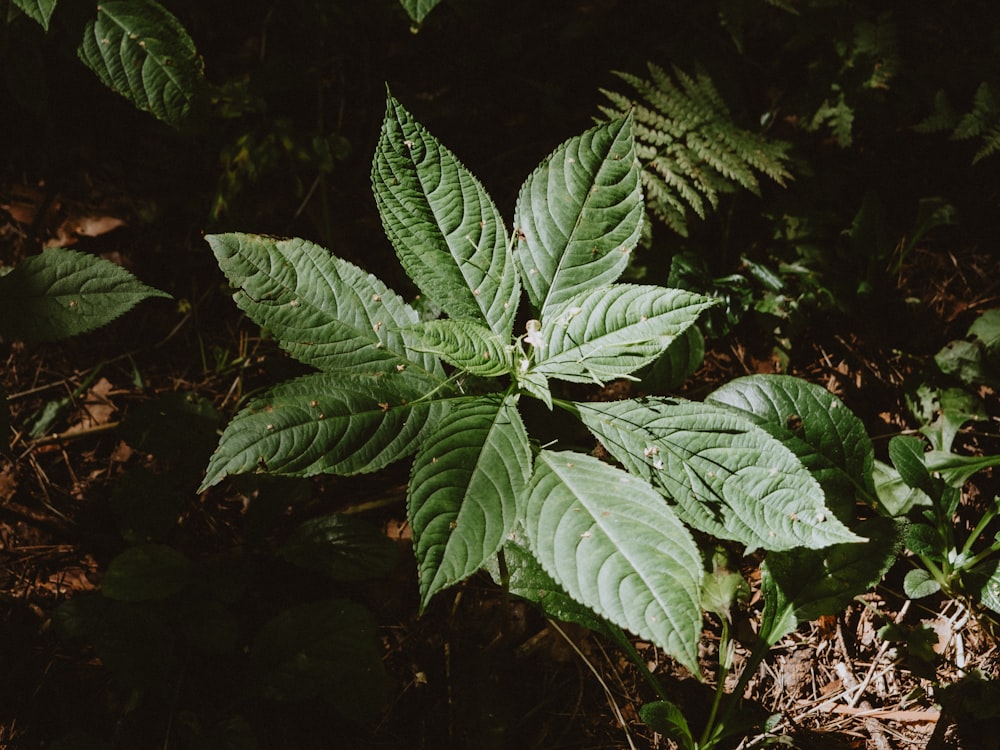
514,115 -> 643,316
759,517 -> 901,647
207,233 -> 443,382
707,374 -> 877,512
533,284 -> 715,384
398,0 -> 443,24
524,450 -> 703,674
576,399 -> 862,551
409,395 -> 531,609
402,319 -> 515,377
373,95 -> 519,336
0,247 -> 169,342
200,370 -> 444,490
78,0 -> 204,128
11,0 -> 56,30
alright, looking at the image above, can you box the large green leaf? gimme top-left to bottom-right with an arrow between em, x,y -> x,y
248,598 -> 386,720
759,517 -> 902,646
207,233 -> 442,381
533,284 -> 714,384
408,394 -> 531,609
199,370 -> 443,490
513,115 -> 643,316
402,318 -> 515,377
11,0 -> 56,30
78,0 -> 204,128
0,247 -> 169,341
524,450 -> 703,674
707,374 -> 876,510
576,398 -> 862,551
372,95 -> 519,336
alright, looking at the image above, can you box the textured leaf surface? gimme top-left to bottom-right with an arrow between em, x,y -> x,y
638,325 -> 705,393
280,513 -> 398,581
78,0 -> 204,128
248,599 -> 385,719
409,395 -> 531,608
576,398 -> 861,551
759,517 -> 901,646
402,319 -> 515,377
0,247 -> 169,341
513,116 -> 643,315
398,0 -> 443,24
534,285 -> 714,384
207,233 -> 442,381
200,371 -> 442,490
707,374 -> 876,511
524,450 -> 703,673
12,0 -> 56,29
483,536 -> 608,633
373,96 -> 519,336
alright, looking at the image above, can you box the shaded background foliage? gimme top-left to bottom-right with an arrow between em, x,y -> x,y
2,1 -> 1000,748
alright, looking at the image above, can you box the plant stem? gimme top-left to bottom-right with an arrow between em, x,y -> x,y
698,619 -> 734,750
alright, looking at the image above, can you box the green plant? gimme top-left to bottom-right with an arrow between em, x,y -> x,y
0,247 -> 169,450
600,62 -> 792,238
199,93 -> 904,745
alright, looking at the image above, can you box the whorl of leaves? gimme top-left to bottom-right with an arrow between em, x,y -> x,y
600,63 -> 792,237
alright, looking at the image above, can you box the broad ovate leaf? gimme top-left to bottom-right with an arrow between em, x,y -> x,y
533,284 -> 715,384
101,544 -> 197,602
207,233 -> 442,381
0,247 -> 169,341
200,370 -> 442,490
576,398 -> 862,551
373,95 -> 519,336
759,517 -> 901,647
524,450 -> 703,674
409,394 -> 531,609
402,319 -> 515,377
78,0 -> 205,128
514,115 -> 643,316
707,374 -> 876,511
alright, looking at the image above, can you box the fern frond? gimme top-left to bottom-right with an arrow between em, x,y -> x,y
918,82 -> 1000,164
602,62 -> 792,236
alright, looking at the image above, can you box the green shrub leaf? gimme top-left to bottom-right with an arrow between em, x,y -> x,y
78,0 -> 204,128
903,568 -> 942,599
0,247 -> 169,342
207,233 -> 442,380
11,0 -> 56,30
759,517 -> 901,646
533,284 -> 714,384
576,398 -> 862,551
638,325 -> 705,393
248,599 -> 386,720
102,544 -> 197,601
524,450 -> 703,674
639,701 -> 696,750
199,371 -> 443,490
707,374 -> 877,510
888,435 -> 935,495
398,0 -> 443,25
373,95 -> 519,336
483,536 -> 609,633
402,319 -> 515,377
513,115 -> 643,316
280,513 -> 398,581
409,394 -> 531,609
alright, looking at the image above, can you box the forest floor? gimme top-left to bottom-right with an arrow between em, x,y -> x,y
2,168 -> 1000,750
